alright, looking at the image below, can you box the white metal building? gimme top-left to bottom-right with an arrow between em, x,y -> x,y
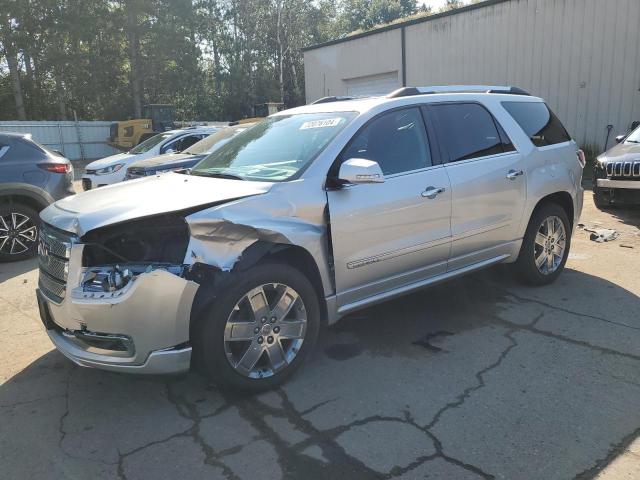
303,0 -> 640,149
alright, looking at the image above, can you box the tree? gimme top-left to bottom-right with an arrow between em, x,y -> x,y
442,0 -> 463,11
0,0 -> 422,121
0,3 -> 27,119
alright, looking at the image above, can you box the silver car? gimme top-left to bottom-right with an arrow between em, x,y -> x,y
37,86 -> 584,391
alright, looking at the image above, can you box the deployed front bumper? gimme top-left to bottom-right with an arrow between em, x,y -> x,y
38,239 -> 199,374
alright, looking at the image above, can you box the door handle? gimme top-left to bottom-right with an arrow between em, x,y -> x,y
421,186 -> 446,199
506,169 -> 524,180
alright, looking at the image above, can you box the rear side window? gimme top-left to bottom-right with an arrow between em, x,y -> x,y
429,103 -> 506,162
341,107 -> 431,176
502,102 -> 571,147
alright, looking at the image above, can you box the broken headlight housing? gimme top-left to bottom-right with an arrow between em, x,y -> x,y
82,265 -> 134,293
80,264 -> 185,295
79,214 -> 190,295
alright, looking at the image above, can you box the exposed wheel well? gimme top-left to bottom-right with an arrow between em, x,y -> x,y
533,192 -> 574,228
261,245 -> 329,325
0,194 -> 46,214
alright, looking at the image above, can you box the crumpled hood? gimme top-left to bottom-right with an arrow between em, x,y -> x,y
86,152 -> 136,170
128,153 -> 204,170
601,142 -> 640,162
41,172 -> 273,237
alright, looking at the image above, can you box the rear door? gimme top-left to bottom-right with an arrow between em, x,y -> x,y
327,107 -> 452,308
425,102 -> 526,270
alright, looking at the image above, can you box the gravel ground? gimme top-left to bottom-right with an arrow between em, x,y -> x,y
1,190 -> 639,480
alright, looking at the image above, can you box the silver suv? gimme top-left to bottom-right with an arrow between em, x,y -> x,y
37,86 -> 584,391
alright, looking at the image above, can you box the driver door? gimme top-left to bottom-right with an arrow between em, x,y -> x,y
327,107 -> 452,309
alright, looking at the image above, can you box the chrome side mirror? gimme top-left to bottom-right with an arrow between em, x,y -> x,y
338,158 -> 385,185
615,135 -> 626,144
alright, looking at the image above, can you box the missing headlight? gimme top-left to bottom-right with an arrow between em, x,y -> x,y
82,214 -> 190,267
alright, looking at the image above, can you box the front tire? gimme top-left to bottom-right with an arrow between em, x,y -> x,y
0,204 -> 40,262
194,262 -> 320,392
513,203 -> 571,286
593,187 -> 613,210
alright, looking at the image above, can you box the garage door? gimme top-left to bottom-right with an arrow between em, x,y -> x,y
344,72 -> 399,96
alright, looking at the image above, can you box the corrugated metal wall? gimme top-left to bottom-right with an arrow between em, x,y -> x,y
304,0 -> 640,150
0,121 -> 118,161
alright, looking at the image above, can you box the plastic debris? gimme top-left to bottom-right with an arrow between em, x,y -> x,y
586,228 -> 619,243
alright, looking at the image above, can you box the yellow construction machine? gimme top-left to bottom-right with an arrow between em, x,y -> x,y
108,104 -> 176,151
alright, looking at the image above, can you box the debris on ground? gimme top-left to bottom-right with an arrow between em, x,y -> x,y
620,244 -> 634,249
585,228 -> 620,243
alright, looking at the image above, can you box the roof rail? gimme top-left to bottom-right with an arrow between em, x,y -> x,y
387,85 -> 530,98
311,95 -> 360,105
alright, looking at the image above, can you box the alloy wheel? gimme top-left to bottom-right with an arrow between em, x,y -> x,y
0,213 -> 38,255
223,283 -> 307,379
533,215 -> 566,275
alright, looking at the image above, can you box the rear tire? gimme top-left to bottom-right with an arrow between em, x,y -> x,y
194,262 -> 320,392
513,202 -> 571,286
0,204 -> 40,262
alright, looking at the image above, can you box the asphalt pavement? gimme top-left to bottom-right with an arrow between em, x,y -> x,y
1,191 -> 639,480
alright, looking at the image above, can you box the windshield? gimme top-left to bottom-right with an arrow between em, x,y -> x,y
185,125 -> 252,155
130,133 -> 172,154
625,126 -> 640,144
191,112 -> 356,181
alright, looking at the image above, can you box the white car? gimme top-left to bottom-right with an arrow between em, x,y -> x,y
82,126 -> 219,190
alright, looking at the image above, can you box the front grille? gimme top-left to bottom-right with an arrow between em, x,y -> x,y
605,160 -> 640,179
38,224 -> 75,303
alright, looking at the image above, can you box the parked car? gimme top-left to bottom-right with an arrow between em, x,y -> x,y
37,85 -> 583,391
0,132 -> 74,262
592,124 -> 640,208
81,126 -> 218,190
125,123 -> 255,180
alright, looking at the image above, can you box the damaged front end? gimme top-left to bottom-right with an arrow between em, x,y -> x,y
38,215 -> 199,374
37,174 -> 333,374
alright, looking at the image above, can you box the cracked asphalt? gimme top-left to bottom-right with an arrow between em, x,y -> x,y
1,191 -> 639,480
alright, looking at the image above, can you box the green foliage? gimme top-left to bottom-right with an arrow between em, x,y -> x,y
0,0 -> 423,121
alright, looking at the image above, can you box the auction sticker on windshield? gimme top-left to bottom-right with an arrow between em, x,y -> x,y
299,118 -> 343,130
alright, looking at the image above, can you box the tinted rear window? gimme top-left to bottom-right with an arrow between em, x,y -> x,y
502,102 -> 571,147
429,103 -> 506,162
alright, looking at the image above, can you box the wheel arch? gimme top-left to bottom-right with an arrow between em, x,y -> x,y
0,184 -> 52,213
531,191 -> 575,228
188,241 -> 329,346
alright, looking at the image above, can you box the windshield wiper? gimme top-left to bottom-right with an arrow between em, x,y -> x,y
625,139 -> 640,144
191,171 -> 245,180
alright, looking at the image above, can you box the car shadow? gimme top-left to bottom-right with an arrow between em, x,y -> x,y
1,266 -> 639,479
0,257 -> 37,282
583,185 -> 640,229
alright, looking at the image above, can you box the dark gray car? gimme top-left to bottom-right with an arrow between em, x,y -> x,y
0,132 -> 74,261
593,125 -> 640,208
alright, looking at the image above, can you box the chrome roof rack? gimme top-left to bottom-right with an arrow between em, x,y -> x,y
387,85 -> 530,98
